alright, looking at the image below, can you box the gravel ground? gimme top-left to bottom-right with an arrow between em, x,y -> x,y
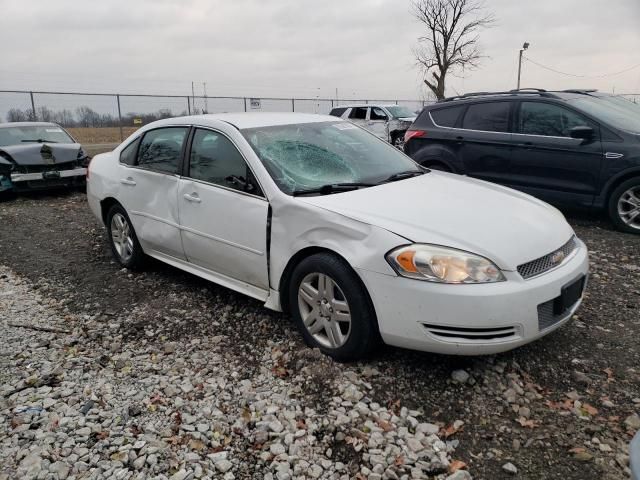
0,192 -> 639,480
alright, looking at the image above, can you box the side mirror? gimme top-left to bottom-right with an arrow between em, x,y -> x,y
569,126 -> 594,140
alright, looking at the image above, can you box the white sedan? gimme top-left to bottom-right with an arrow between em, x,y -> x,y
87,113 -> 589,360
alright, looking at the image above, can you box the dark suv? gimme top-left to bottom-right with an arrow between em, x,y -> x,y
404,89 -> 640,234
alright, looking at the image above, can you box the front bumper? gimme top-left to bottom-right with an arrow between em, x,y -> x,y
357,239 -> 589,355
10,168 -> 86,191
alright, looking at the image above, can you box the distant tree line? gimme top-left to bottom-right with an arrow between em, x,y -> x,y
4,106 -> 186,127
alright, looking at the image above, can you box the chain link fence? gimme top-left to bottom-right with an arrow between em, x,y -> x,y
0,90 -> 432,149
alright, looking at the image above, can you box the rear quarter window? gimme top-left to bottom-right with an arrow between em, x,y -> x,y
429,106 -> 464,127
329,107 -> 347,117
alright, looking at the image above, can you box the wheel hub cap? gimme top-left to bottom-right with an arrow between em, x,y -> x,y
618,186 -> 640,230
110,213 -> 134,262
297,273 -> 352,349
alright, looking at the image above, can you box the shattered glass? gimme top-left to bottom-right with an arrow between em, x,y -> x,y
243,121 -> 420,195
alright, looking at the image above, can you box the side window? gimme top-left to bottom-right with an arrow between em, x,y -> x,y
329,107 -> 347,117
462,102 -> 511,132
189,129 -> 262,196
430,106 -> 464,127
138,127 -> 188,174
370,107 -> 388,121
519,102 -> 591,137
119,137 -> 140,165
348,107 -> 367,120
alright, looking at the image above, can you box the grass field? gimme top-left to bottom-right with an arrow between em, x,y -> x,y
67,127 -> 139,145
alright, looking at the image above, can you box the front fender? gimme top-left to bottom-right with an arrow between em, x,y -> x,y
269,196 -> 405,292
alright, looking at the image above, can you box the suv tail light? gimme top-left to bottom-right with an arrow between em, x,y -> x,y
404,130 -> 426,143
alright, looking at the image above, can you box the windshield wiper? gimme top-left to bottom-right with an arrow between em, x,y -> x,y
21,139 -> 58,143
380,170 -> 425,184
292,182 -> 375,196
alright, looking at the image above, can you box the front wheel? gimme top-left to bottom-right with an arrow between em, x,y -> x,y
289,253 -> 379,361
391,132 -> 404,150
608,178 -> 640,234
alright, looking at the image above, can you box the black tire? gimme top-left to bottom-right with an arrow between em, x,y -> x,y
423,161 -> 452,172
106,204 -> 146,269
289,253 -> 379,361
391,132 -> 404,150
608,177 -> 640,234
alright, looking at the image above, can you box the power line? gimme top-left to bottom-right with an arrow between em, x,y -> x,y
523,55 -> 640,79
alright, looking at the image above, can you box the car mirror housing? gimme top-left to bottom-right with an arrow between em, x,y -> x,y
569,126 -> 594,141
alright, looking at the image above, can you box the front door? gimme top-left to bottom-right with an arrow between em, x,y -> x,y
178,127 -> 269,290
509,101 -> 603,207
367,106 -> 390,141
116,126 -> 189,260
457,101 -> 515,184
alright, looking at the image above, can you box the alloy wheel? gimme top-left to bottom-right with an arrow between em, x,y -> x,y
297,272 -> 352,349
110,213 -> 134,262
618,185 -> 640,230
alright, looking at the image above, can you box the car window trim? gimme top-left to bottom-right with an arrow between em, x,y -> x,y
184,126 -> 267,200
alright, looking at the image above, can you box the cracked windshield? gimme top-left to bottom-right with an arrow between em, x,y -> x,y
242,121 -> 420,194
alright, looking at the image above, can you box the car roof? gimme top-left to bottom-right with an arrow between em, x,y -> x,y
0,122 -> 61,128
147,113 -> 342,130
332,104 -> 398,109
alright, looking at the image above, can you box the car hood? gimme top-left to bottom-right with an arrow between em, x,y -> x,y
298,172 -> 575,270
0,143 -> 81,165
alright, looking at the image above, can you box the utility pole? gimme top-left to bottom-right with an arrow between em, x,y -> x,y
191,81 -> 196,114
203,82 -> 208,113
517,42 -> 530,90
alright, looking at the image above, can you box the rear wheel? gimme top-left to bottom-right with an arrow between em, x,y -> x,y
289,253 -> 379,361
608,177 -> 640,234
423,161 -> 452,172
106,204 -> 145,268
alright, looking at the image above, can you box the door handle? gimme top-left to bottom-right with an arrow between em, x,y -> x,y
120,177 -> 136,186
183,193 -> 202,203
455,135 -> 464,144
516,142 -> 534,149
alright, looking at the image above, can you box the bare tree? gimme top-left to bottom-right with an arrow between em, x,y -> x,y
412,0 -> 494,100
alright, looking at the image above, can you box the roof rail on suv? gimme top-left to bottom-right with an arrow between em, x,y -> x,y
440,89 -> 560,103
560,89 -> 599,94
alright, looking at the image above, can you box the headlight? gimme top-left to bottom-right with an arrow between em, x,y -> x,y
386,244 -> 505,284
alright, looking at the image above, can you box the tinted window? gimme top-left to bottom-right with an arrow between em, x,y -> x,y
138,127 -> 188,174
329,107 -> 347,117
189,129 -> 261,195
348,107 -> 367,120
519,102 -> 590,137
120,137 -> 140,165
462,102 -> 510,132
430,106 -> 464,127
370,107 -> 388,121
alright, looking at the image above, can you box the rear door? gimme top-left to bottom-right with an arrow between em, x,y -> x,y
509,100 -> 603,207
178,127 -> 269,291
457,101 -> 515,184
116,126 -> 189,260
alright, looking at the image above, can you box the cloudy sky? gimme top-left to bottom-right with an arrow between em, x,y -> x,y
1,0 -> 639,101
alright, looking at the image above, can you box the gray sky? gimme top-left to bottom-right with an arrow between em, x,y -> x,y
1,0 -> 639,101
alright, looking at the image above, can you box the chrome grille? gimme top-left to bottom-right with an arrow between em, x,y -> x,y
517,236 -> 577,279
